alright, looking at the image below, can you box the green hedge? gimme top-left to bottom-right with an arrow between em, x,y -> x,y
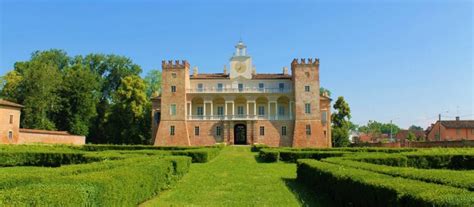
258,149 -> 280,162
250,144 -> 268,152
279,150 -> 347,162
297,159 -> 474,206
323,157 -> 474,191
171,148 -> 221,163
0,151 -> 88,167
0,156 -> 191,206
77,144 -> 199,151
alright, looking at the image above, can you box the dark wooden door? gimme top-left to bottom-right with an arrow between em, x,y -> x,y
234,124 -> 247,145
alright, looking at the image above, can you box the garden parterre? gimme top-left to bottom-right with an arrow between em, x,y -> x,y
0,144 -> 222,206
257,146 -> 474,206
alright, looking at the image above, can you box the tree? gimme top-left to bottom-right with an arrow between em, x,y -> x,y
358,120 -> 400,141
409,125 -> 423,131
55,63 -> 100,135
144,69 -> 162,98
320,87 -> 331,97
107,75 -> 150,144
331,96 -> 351,147
0,70 -> 23,101
406,131 -> 416,142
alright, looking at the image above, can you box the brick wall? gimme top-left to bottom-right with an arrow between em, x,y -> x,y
18,129 -> 85,145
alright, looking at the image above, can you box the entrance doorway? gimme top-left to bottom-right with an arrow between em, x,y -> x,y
234,124 -> 247,145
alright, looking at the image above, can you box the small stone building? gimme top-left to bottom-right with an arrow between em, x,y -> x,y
152,41 -> 332,147
0,99 -> 85,145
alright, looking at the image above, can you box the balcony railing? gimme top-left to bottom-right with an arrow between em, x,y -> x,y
187,87 -> 292,94
187,115 -> 294,121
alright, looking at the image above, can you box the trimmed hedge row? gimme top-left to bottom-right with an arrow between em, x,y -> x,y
349,152 -> 474,170
297,159 -> 474,206
0,156 -> 191,206
258,148 -> 348,163
250,144 -> 268,152
0,151 -> 88,167
171,148 -> 221,163
323,157 -> 474,191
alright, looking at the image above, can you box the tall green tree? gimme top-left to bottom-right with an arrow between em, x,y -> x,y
55,63 -> 100,135
331,96 -> 351,147
0,70 -> 23,101
107,75 -> 150,144
144,69 -> 162,98
409,125 -> 423,131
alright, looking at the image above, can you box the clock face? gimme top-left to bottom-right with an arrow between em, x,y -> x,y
235,62 -> 247,73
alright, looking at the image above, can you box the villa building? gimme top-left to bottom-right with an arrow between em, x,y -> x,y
152,41 -> 332,147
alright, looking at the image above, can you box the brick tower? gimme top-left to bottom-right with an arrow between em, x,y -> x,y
291,58 -> 327,147
154,60 -> 191,145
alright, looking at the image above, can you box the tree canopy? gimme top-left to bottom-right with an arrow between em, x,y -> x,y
0,49 -> 161,144
331,96 -> 351,147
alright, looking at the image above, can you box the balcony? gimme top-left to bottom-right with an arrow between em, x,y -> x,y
187,87 -> 292,94
187,115 -> 294,121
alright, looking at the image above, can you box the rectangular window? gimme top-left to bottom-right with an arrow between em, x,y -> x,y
258,106 -> 265,116
171,73 -> 177,78
195,126 -> 200,136
305,85 -> 310,92
259,83 -> 264,91
197,83 -> 203,92
305,103 -> 311,114
170,104 -> 177,116
324,130 -> 327,138
197,106 -> 204,116
282,126 -> 287,136
279,83 -> 285,91
238,83 -> 244,92
306,125 -> 311,135
217,83 -> 223,91
8,131 -> 13,140
278,106 -> 285,116
321,111 -> 327,125
217,106 -> 224,116
216,126 -> 222,136
9,115 -> 13,124
237,106 -> 244,115
170,126 -> 175,136
260,126 -> 265,136
171,85 -> 176,93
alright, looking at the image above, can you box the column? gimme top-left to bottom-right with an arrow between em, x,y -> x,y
253,102 -> 257,116
225,101 -> 228,120
275,102 -> 279,120
232,102 -> 235,116
189,102 -> 192,116
267,102 -> 271,119
210,101 -> 213,117
246,101 -> 249,119
289,101 -> 293,119
203,103 -> 206,118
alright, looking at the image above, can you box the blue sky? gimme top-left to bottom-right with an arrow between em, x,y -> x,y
1,0 -> 472,129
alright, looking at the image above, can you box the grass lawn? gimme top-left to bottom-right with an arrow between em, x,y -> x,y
141,146 -> 329,206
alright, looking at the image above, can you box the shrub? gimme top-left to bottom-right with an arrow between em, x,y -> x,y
0,156 -> 192,206
279,150 -> 347,163
258,149 -> 280,162
171,148 -> 221,163
250,144 -> 268,152
323,157 -> 474,191
0,151 -> 88,167
297,159 -> 474,206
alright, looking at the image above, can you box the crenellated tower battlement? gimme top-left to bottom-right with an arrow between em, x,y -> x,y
162,60 -> 190,69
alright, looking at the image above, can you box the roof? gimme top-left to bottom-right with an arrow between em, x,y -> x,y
0,99 -> 23,108
440,120 -> 474,129
19,128 -> 71,135
189,73 -> 292,80
191,73 -> 229,79
252,73 -> 292,79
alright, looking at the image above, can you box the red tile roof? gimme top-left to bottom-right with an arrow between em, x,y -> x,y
0,99 -> 23,108
19,128 -> 71,135
252,73 -> 292,79
190,73 -> 229,79
440,120 -> 474,129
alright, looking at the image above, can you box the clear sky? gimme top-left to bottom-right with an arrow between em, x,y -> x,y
1,0 -> 472,129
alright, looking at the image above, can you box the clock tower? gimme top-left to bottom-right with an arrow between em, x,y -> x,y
229,40 -> 253,79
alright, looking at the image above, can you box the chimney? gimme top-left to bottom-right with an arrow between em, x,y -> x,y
283,67 -> 288,75
193,66 -> 198,76
456,116 -> 460,121
223,65 -> 227,74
